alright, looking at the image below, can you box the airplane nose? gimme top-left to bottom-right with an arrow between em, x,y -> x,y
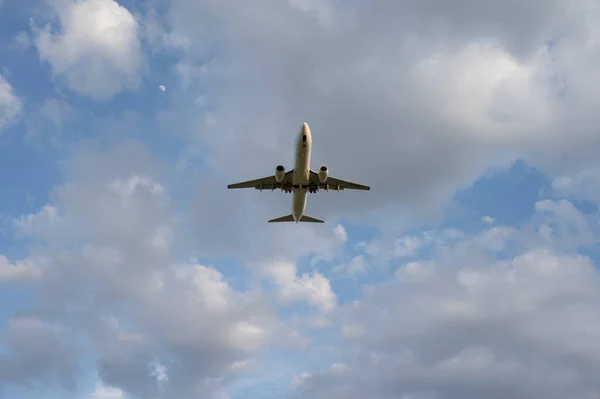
302,122 -> 310,135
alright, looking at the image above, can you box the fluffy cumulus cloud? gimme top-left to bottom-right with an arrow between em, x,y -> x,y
553,167 -> 600,204
290,206 -> 600,399
0,74 -> 22,131
4,142 -> 280,398
33,0 -> 144,100
262,261 -> 337,313
89,383 -> 126,399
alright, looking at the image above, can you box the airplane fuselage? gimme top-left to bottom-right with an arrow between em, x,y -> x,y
291,122 -> 312,222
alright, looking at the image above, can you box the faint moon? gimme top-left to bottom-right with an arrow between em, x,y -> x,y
159,85 -> 166,92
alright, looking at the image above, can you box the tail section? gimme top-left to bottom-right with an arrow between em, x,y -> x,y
268,214 -> 324,223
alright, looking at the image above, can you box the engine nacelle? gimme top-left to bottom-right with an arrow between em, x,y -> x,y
275,165 -> 285,182
318,166 -> 329,183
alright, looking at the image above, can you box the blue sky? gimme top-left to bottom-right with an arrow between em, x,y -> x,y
1,1 -> 600,399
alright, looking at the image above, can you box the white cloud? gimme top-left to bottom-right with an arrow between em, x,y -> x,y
88,383 -> 126,399
329,362 -> 351,375
107,175 -> 165,198
481,215 -> 496,224
552,167 -> 600,203
263,261 -> 337,313
33,0 -> 144,100
4,141 -> 276,398
228,321 -> 267,352
333,255 -> 366,278
360,228 -> 465,265
287,329 -> 310,350
290,372 -> 311,389
396,261 -> 434,282
393,235 -> 424,257
175,61 -> 207,89
141,8 -> 192,53
40,97 -> 75,128
288,0 -> 336,28
0,256 -> 41,283
312,315 -> 330,328
334,224 -> 348,243
469,226 -> 518,252
290,207 -> 600,399
227,359 -> 255,373
15,205 -> 59,237
0,75 -> 22,131
534,199 -> 596,249
415,42 -> 555,134
341,324 -> 364,340
9,31 -> 31,51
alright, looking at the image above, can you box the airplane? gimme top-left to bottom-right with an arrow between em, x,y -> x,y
227,122 -> 370,223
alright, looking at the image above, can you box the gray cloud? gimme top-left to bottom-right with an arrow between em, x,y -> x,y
291,222 -> 600,399
9,140 -> 283,398
0,316 -> 80,391
150,0 -> 600,241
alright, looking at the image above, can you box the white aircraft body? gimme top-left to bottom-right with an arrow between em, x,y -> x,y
227,122 -> 370,223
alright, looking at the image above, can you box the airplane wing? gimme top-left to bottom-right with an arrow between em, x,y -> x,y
228,170 -> 294,190
309,170 -> 370,191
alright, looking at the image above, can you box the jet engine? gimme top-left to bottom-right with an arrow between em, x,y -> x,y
318,166 -> 329,183
275,165 -> 285,182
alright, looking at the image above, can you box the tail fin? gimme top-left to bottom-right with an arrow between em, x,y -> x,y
268,214 -> 325,223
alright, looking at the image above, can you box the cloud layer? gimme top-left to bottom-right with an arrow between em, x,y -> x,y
292,224 -> 600,399
3,0 -> 600,398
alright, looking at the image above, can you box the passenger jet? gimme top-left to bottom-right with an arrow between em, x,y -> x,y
227,122 -> 370,223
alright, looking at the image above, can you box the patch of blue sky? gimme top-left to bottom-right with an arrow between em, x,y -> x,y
0,135 -> 61,212
452,159 -> 551,227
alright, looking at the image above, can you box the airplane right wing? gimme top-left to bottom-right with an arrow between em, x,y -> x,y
228,170 -> 294,190
309,170 -> 370,191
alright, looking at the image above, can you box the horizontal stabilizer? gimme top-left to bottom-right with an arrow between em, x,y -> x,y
268,214 -> 325,223
299,215 -> 324,223
268,214 -> 295,223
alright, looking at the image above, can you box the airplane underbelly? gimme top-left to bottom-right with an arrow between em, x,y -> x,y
293,148 -> 310,185
292,191 -> 307,220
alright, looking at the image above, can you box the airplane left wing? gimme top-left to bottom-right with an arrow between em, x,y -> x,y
228,170 -> 294,190
309,170 -> 370,191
